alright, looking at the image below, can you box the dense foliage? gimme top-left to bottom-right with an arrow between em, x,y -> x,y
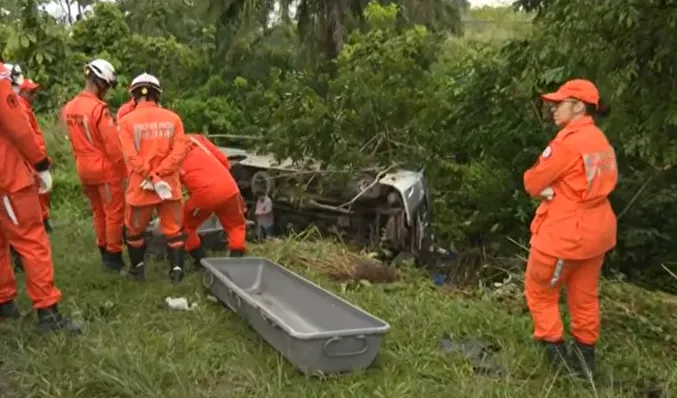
1,0 -> 675,289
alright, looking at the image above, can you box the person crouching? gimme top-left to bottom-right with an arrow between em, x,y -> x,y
180,133 -> 247,268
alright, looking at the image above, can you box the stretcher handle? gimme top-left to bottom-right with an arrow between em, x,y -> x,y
323,335 -> 368,357
228,293 -> 242,311
202,271 -> 242,311
202,271 -> 215,288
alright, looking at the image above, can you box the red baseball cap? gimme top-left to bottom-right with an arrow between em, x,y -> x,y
540,79 -> 600,108
20,78 -> 40,92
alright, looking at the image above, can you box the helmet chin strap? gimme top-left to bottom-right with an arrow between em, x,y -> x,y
94,78 -> 109,98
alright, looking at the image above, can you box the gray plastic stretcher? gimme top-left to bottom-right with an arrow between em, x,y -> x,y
201,257 -> 391,374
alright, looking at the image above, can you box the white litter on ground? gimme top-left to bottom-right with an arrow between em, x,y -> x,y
164,297 -> 198,311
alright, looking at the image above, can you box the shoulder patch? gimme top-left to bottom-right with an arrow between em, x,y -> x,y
6,93 -> 19,109
542,145 -> 552,158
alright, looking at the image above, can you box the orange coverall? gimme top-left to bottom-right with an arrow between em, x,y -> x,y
523,115 -> 618,347
61,92 -> 127,260
181,134 -> 246,257
18,96 -> 50,221
118,101 -> 188,274
116,99 -> 135,121
0,64 -> 62,310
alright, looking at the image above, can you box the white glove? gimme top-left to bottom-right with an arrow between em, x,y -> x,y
140,179 -> 155,191
37,171 -> 53,194
153,180 -> 173,200
539,186 -> 554,201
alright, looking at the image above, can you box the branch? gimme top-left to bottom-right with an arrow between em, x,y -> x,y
660,263 -> 677,282
506,236 -> 529,253
617,174 -> 654,221
337,163 -> 401,210
208,134 -> 263,140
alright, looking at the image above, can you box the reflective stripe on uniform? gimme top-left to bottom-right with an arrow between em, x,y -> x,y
82,114 -> 93,143
549,258 -> 564,287
2,196 -> 18,225
190,136 -> 213,157
103,183 -> 111,202
133,124 -> 142,151
582,148 -> 617,187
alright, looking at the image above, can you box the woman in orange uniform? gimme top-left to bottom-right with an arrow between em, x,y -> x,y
118,73 -> 188,285
523,79 -> 617,379
0,61 -> 80,333
61,59 -> 127,273
180,133 -> 247,267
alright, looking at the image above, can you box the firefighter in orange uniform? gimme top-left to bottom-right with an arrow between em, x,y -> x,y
0,61 -> 80,333
61,59 -> 128,273
116,98 -> 136,122
117,73 -> 188,284
523,79 -> 617,379
181,133 -> 247,267
2,64 -> 51,273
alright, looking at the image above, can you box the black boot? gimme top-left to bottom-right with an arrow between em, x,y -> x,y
229,248 -> 245,258
98,245 -> 107,268
36,304 -> 82,334
167,246 -> 185,286
127,244 -> 147,282
188,246 -> 206,270
570,340 -> 595,379
0,300 -> 20,321
541,340 -> 570,368
103,250 -> 126,273
10,246 -> 23,273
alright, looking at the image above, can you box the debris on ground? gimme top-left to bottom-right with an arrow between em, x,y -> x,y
294,245 -> 401,284
439,333 -> 506,378
349,258 -> 398,283
432,272 -> 448,286
164,297 -> 197,311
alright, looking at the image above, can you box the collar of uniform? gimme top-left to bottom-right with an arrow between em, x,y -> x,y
554,116 -> 595,141
136,101 -> 158,110
79,90 -> 99,100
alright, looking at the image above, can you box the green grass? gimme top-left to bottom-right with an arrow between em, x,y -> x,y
1,212 -> 677,398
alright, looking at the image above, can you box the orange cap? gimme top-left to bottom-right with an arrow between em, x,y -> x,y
20,78 -> 40,92
540,79 -> 599,107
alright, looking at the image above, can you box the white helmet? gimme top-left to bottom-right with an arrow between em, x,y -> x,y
85,59 -> 117,88
3,63 -> 24,89
129,73 -> 162,93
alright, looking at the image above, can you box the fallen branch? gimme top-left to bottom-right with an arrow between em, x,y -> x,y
660,263 -> 677,282
208,134 -> 264,140
617,175 -> 654,221
506,236 -> 529,253
338,163 -> 401,209
307,199 -> 352,214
